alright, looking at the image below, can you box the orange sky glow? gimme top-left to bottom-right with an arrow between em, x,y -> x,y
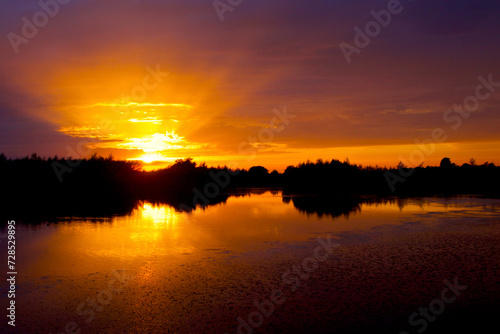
1,0 -> 499,172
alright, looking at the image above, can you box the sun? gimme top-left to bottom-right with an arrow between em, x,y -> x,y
139,154 -> 159,164
134,153 -> 175,164
115,131 -> 201,153
128,153 -> 179,170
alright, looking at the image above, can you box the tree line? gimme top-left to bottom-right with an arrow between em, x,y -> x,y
0,153 -> 498,218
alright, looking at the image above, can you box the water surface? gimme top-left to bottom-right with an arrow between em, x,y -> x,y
2,192 -> 499,333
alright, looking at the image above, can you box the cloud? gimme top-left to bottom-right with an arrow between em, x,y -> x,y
0,0 -> 499,166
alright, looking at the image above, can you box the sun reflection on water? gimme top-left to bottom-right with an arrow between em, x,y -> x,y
141,202 -> 179,226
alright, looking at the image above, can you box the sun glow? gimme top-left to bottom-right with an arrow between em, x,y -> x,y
141,203 -> 179,226
128,117 -> 163,124
133,153 -> 173,164
57,96 -> 205,164
78,102 -> 193,109
114,131 -> 200,153
139,154 -> 160,164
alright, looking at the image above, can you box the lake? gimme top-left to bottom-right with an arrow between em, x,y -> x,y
2,191 -> 499,333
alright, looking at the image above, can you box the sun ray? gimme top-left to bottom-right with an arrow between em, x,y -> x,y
77,102 -> 193,109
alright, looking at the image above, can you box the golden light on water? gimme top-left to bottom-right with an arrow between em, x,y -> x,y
140,202 -> 180,226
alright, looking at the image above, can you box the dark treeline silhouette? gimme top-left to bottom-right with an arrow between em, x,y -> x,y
0,153 -> 140,218
1,153 -> 499,219
282,157 -> 500,196
283,158 -> 384,195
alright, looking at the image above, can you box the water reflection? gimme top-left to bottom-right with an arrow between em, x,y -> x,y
6,192 -> 500,279
141,202 -> 180,225
8,192 -> 401,279
7,192 -> 499,228
3,191 -> 499,334
283,196 -> 362,218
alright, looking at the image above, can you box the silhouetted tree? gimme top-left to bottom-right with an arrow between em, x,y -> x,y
440,157 -> 453,168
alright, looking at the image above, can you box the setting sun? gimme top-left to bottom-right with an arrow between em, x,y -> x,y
134,153 -> 174,164
137,153 -> 161,164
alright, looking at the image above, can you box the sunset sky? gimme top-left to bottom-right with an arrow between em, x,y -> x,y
1,0 -> 499,171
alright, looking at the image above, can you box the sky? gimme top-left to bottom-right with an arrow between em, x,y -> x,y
0,0 -> 499,171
